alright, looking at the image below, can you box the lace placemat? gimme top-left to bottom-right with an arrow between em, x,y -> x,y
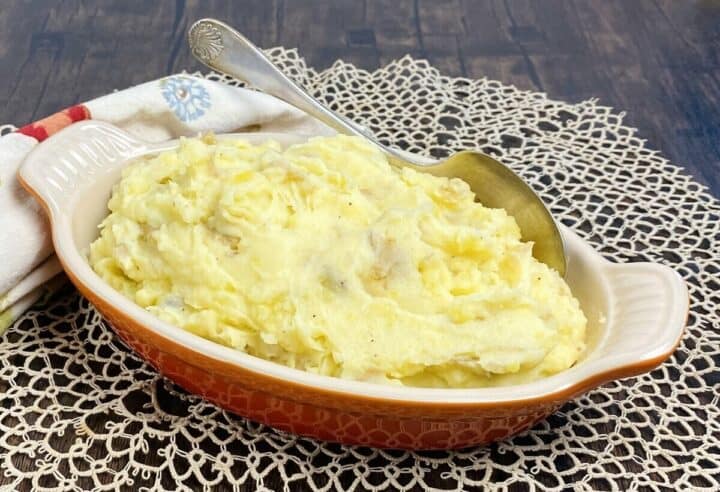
1,48 -> 718,491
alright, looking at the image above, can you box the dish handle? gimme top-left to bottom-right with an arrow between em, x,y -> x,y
601,262 -> 688,369
18,121 -> 147,217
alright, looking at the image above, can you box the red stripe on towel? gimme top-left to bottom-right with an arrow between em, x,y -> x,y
17,104 -> 91,142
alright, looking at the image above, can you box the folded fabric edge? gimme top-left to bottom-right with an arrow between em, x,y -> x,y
0,256 -> 62,312
0,274 -> 67,335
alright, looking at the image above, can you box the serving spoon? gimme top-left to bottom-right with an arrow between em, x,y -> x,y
187,18 -> 566,276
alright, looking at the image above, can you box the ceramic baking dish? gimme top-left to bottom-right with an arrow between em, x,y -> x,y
18,121 -> 688,449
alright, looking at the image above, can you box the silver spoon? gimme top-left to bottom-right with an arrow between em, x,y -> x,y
187,18 -> 566,276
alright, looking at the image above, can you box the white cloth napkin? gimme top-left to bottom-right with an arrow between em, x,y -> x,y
0,74 -> 330,332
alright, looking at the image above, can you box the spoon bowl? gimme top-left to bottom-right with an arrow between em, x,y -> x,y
188,18 -> 566,276
402,150 -> 565,275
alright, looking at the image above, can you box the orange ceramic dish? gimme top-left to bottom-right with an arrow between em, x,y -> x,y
18,121 -> 688,449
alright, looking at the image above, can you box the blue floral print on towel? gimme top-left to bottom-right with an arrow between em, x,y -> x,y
161,76 -> 211,122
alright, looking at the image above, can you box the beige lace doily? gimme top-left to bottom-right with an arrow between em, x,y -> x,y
1,48 -> 719,491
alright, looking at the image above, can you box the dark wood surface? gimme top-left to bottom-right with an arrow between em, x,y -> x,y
1,0 -> 719,196
1,1 -> 719,490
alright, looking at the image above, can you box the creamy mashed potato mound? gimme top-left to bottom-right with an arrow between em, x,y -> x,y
89,135 -> 586,387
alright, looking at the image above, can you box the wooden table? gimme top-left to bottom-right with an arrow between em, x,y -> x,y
1,0 -> 718,196
1,2 -> 718,491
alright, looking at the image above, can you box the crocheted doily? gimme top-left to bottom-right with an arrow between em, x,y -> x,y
1,48 -> 719,491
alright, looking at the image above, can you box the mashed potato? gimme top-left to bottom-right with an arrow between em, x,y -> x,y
89,135 -> 586,387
